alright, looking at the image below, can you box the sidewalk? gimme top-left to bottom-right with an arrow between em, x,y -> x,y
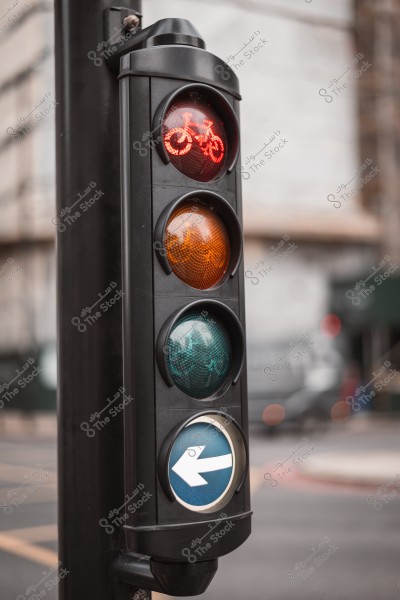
294,413 -> 400,487
299,450 -> 400,487
0,411 -> 57,440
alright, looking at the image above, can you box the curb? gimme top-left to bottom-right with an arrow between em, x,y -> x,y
0,411 -> 57,440
298,451 -> 400,488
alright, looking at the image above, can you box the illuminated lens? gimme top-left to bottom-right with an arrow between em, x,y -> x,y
166,309 -> 232,399
162,96 -> 227,182
165,201 -> 230,290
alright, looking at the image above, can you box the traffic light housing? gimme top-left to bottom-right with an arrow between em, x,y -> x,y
117,17 -> 251,596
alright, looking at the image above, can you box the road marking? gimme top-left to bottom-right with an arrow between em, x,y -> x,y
0,466 -> 262,580
1,486 -> 57,506
0,461 -> 56,508
0,462 -> 56,484
1,524 -> 57,542
0,485 -> 56,509
0,532 -> 58,567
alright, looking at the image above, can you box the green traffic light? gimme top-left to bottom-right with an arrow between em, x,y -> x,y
166,309 -> 232,399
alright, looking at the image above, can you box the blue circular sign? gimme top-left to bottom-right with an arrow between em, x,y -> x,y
168,414 -> 237,512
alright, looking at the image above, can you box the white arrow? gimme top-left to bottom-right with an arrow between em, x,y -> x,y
172,445 -> 233,487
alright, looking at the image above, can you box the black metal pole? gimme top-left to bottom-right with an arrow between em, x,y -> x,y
55,2 -> 145,600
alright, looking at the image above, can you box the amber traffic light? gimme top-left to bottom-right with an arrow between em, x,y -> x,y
164,200 -> 230,290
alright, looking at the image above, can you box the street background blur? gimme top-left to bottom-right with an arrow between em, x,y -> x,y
1,0 -> 400,599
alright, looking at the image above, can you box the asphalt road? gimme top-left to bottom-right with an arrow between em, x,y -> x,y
0,435 -> 57,600
0,416 -> 399,600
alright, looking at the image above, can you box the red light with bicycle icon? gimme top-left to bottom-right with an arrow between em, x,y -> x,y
162,99 -> 227,182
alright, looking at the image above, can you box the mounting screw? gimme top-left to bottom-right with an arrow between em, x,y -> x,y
123,14 -> 140,32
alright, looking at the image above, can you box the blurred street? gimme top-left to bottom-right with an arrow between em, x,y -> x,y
0,417 -> 57,600
1,414 -> 400,600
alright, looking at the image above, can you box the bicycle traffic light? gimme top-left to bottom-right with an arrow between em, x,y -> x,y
117,17 -> 251,596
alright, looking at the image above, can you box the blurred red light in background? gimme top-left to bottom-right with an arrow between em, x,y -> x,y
321,313 -> 342,338
262,403 -> 285,426
331,400 -> 351,424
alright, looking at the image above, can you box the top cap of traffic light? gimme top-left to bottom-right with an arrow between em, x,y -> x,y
153,84 -> 239,182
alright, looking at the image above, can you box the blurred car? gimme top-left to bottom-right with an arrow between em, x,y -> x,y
247,339 -> 305,426
247,328 -> 351,432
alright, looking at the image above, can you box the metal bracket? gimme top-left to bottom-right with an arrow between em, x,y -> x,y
102,7 -> 143,72
104,6 -> 143,46
104,11 -> 205,72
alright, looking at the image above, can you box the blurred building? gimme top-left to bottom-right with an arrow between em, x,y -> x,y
0,0 -> 56,408
0,0 -> 399,412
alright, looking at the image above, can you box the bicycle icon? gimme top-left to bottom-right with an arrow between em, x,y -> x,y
164,112 -> 225,164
